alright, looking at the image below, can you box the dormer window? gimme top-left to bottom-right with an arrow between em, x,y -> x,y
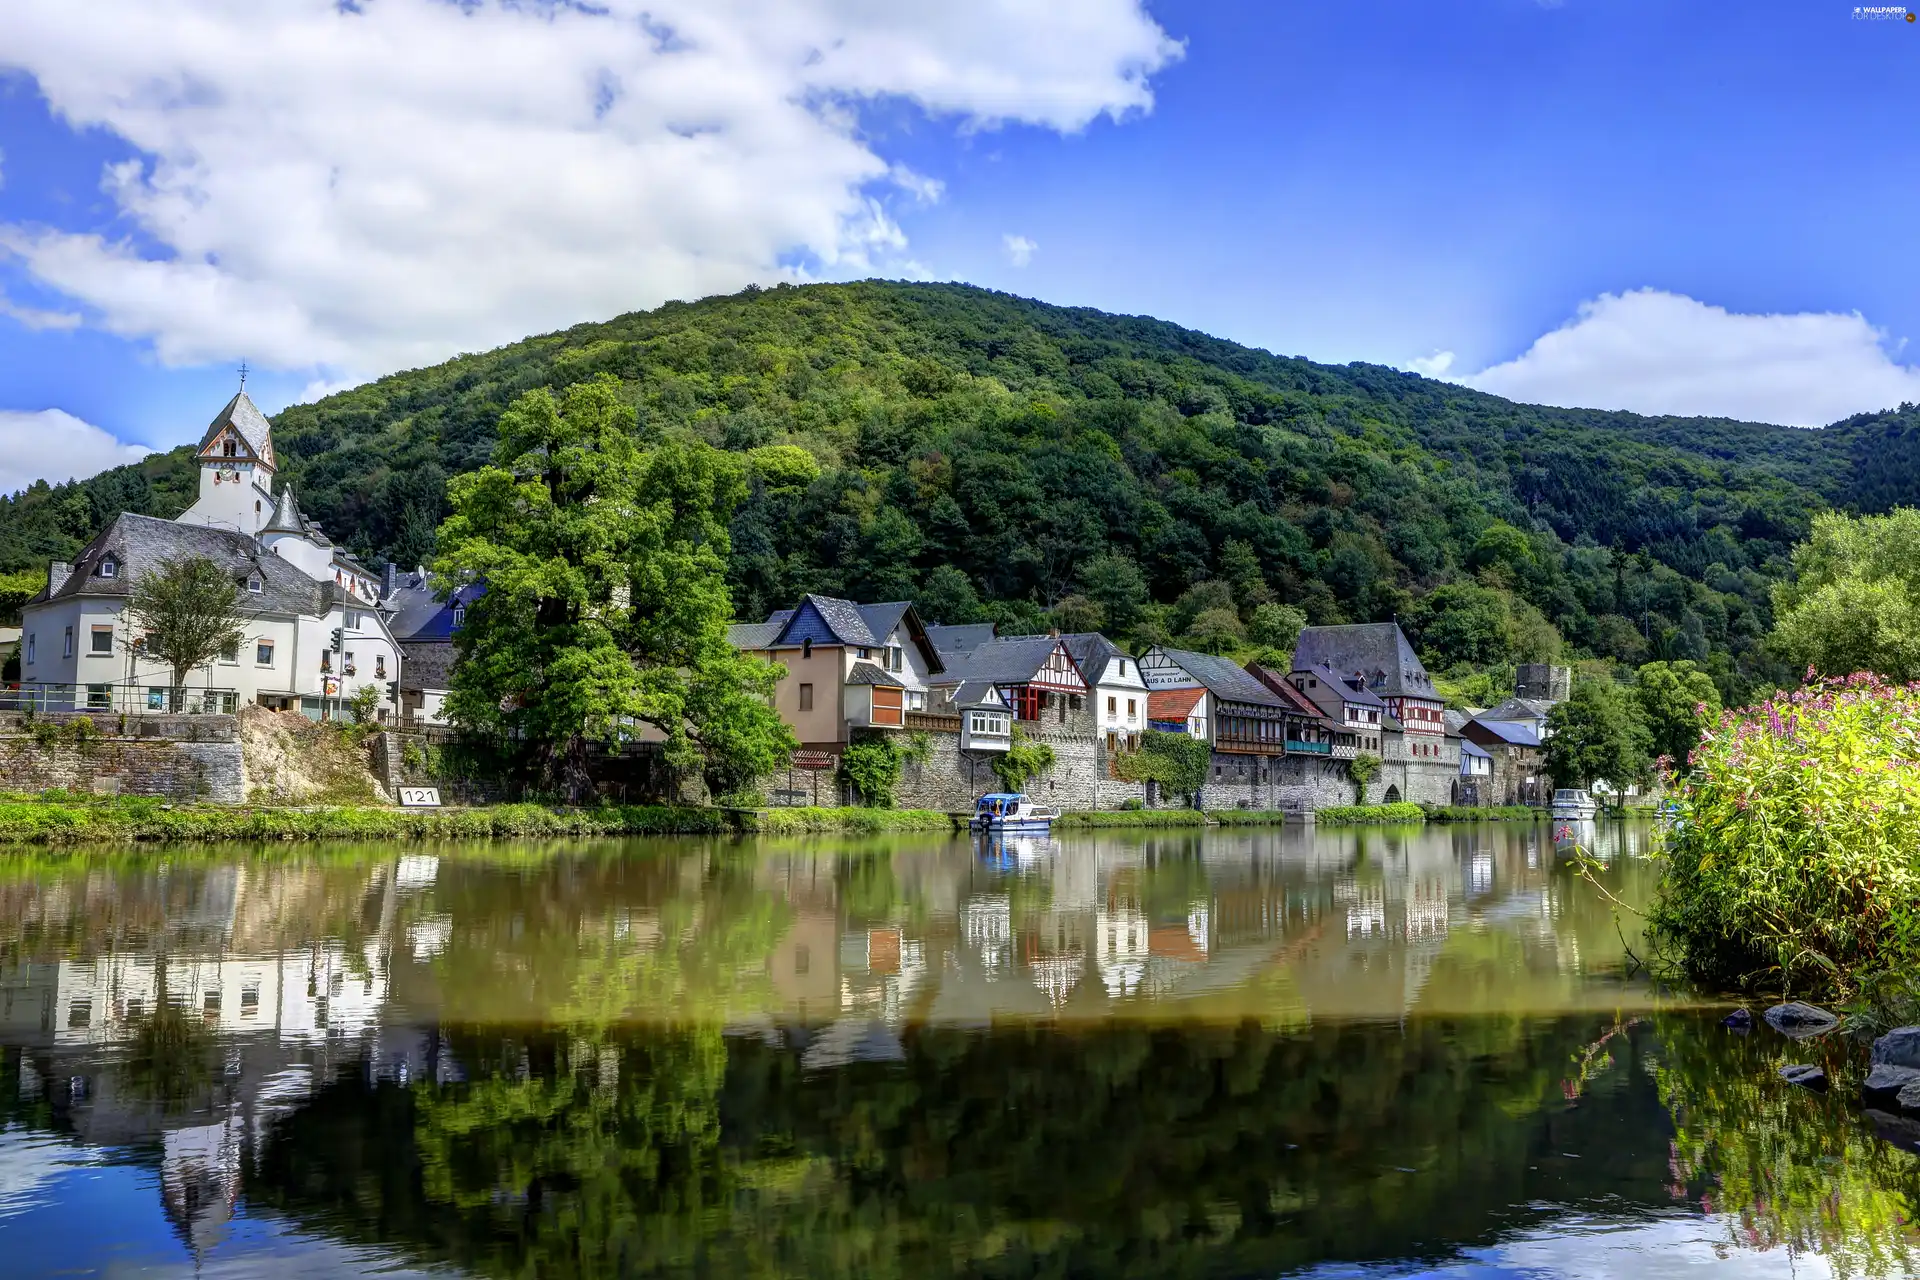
223,439 -> 236,457
97,557 -> 117,579
452,604 -> 466,627
247,576 -> 262,593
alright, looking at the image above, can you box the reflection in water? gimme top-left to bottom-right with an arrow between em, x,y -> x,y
0,822 -> 1911,1277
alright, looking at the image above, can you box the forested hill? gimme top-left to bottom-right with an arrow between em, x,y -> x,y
4,280 -> 1917,694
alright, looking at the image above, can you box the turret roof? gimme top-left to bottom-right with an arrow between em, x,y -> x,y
195,391 -> 275,468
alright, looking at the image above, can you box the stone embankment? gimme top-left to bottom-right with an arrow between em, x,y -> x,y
1751,1000 -> 1920,1151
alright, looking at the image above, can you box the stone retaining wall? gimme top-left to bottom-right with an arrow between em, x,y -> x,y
0,713 -> 244,803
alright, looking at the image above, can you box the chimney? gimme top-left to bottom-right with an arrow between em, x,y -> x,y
381,562 -> 397,599
47,561 -> 71,594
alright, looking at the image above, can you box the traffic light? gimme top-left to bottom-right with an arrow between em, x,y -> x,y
386,680 -> 399,705
330,627 -> 343,649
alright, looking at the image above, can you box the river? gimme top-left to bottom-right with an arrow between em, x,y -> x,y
0,820 -> 1912,1277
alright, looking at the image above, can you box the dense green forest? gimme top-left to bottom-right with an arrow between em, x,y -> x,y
5,281 -> 1916,697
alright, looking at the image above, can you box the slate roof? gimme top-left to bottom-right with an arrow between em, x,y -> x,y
856,601 -> 910,643
778,594 -> 879,647
1147,687 -> 1205,721
196,391 -> 276,465
1244,663 -> 1334,720
845,661 -> 905,687
261,487 -> 309,536
1480,695 -> 1557,723
33,512 -> 336,618
381,570 -> 485,643
1291,623 -> 1437,698
1460,739 -> 1493,760
1153,647 -> 1286,708
727,621 -> 784,649
1471,719 -> 1543,747
1058,632 -> 1130,682
1442,708 -> 1474,735
1296,662 -> 1388,709
926,623 -> 995,657
942,681 -> 1007,709
932,636 -> 1065,686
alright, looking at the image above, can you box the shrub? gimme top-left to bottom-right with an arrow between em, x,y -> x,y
1113,731 -> 1210,805
1315,802 -> 1425,826
991,732 -> 1056,793
838,738 -> 904,808
1650,672 -> 1920,996
1119,797 -> 1144,811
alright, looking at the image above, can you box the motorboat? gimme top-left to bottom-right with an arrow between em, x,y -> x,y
970,792 -> 1058,833
1550,788 -> 1599,820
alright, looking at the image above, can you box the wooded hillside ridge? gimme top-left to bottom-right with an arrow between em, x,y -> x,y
7,280 -> 1917,700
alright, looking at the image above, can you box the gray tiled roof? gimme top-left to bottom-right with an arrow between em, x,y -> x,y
932,636 -> 1064,685
1480,695 -> 1557,723
1058,632 -> 1127,680
855,601 -> 910,643
1296,662 -> 1389,709
845,661 -> 905,687
261,487 -> 309,535
38,512 -> 336,618
1291,623 -> 1436,698
1244,663 -> 1333,719
1471,719 -> 1543,747
1442,708 -> 1473,735
941,680 -> 1006,709
196,391 -> 275,464
1154,647 -> 1285,708
926,623 -> 995,657
1461,738 -> 1492,759
780,594 -> 878,647
381,570 -> 483,643
728,620 -> 784,649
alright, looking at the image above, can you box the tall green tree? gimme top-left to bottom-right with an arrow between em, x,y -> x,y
1633,660 -> 1721,767
126,555 -> 249,710
436,376 -> 795,801
1544,679 -> 1653,792
1770,508 -> 1920,681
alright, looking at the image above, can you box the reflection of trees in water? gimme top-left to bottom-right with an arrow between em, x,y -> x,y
1650,1015 -> 1920,1276
248,1015 -> 1691,1279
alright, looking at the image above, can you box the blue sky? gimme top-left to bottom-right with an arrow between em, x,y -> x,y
1,0 -> 1917,492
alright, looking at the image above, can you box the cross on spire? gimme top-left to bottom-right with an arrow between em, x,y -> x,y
238,361 -> 249,390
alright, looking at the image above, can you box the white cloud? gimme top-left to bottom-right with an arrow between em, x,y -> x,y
0,296 -> 82,330
0,0 -> 1179,383
0,409 -> 151,496
1441,289 -> 1920,427
1003,234 -> 1038,267
1405,350 -> 1454,379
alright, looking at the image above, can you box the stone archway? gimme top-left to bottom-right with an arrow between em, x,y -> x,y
1383,783 -> 1403,804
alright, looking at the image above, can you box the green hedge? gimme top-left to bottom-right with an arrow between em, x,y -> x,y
1205,810 -> 1295,826
1313,802 -> 1426,827
1056,809 -> 1208,828
750,807 -> 958,835
1421,804 -> 1543,823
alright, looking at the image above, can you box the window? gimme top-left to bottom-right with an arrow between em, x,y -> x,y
345,610 -> 362,629
891,646 -> 903,673
247,576 -> 261,593
24,634 -> 32,665
1107,695 -> 1117,715
148,688 -> 166,710
1119,659 -> 1129,677
98,558 -> 116,579
256,641 -> 275,666
320,650 -> 332,672
89,626 -> 113,655
86,683 -> 110,709
63,626 -> 73,658
344,651 -> 356,675
857,646 -> 870,659
1127,697 -> 1137,719
801,639 -> 812,659
451,604 -> 466,626
798,683 -> 814,711
219,639 -> 239,663
223,439 -> 236,457
375,654 -> 386,678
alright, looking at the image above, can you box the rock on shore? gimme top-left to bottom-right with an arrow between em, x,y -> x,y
1764,1002 -> 1839,1038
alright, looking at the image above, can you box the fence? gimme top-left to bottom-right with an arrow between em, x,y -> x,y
0,681 -> 240,716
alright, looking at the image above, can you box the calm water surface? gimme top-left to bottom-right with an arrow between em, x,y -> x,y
0,820 -> 1913,1278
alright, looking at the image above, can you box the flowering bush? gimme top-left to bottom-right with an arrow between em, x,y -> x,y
1651,671 -> 1920,995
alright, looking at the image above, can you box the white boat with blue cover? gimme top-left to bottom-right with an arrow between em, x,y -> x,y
1551,788 -> 1599,820
970,792 -> 1058,833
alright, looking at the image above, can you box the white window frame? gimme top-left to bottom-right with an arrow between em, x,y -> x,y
89,625 -> 114,656
63,626 -> 73,658
98,558 -> 116,579
256,640 -> 275,667
247,576 -> 262,594
25,634 -> 34,665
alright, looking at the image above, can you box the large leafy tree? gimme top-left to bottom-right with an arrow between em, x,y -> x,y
1633,660 -> 1721,767
126,555 -> 249,709
1544,679 -> 1653,792
436,376 -> 794,801
1770,508 -> 1920,681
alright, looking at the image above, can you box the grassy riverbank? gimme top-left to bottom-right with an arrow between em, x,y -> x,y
1423,805 -> 1542,822
1056,809 -> 1209,828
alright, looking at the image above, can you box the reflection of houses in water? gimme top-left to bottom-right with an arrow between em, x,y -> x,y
963,895 -> 1014,975
1095,903 -> 1149,997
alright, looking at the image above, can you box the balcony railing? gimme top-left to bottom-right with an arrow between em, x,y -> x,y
1285,739 -> 1332,755
1,681 -> 240,716
1330,742 -> 1359,760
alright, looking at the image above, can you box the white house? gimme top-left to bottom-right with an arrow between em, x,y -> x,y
16,392 -> 402,720
1060,632 -> 1149,752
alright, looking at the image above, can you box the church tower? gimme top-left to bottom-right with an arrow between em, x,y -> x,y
179,391 -> 278,536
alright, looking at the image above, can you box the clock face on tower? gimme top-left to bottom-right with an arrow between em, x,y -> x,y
220,468 -> 238,484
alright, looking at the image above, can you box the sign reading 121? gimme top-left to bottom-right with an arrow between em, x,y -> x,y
399,787 -> 442,807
